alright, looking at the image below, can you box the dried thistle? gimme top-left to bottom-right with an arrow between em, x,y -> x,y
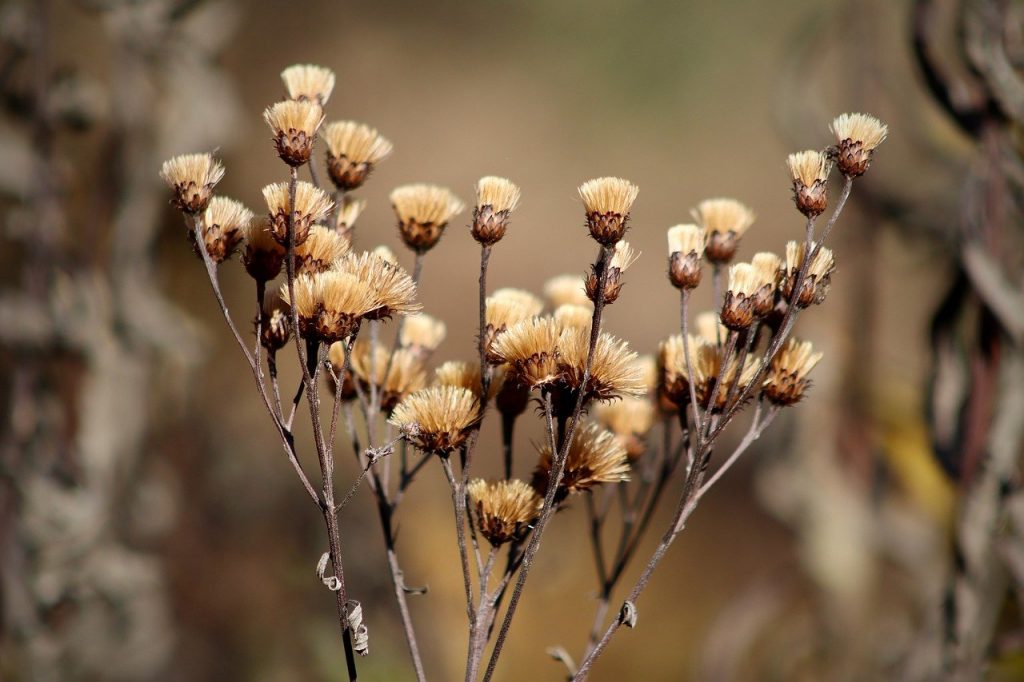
435,360 -> 503,401
694,312 -> 727,345
323,121 -> 394,191
484,288 -> 545,363
830,112 -> 888,177
295,225 -> 350,275
389,385 -> 480,455
467,479 -> 541,546
334,196 -> 367,241
557,327 -> 645,408
543,274 -> 592,310
160,152 -> 224,214
552,304 -> 593,333
595,397 -> 656,461
786,150 -> 831,217
578,177 -> 639,246
472,176 -> 521,245
533,422 -> 630,501
762,338 -> 822,406
691,198 -> 755,265
400,313 -> 447,360
200,196 -> 251,263
241,217 -> 286,283
327,342 -> 358,401
263,100 -> 325,166
390,183 -> 465,253
372,245 -> 398,265
720,263 -> 765,331
351,341 -> 428,412
749,252 -> 782,318
490,317 -> 562,390
779,241 -> 836,307
336,251 -> 421,321
587,240 -> 639,304
281,270 -> 378,343
657,334 -> 702,409
281,63 -> 336,104
667,223 -> 707,290
260,284 -> 292,353
263,180 -> 334,246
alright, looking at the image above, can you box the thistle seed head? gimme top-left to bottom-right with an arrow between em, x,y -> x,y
786,150 -> 831,217
262,180 -> 334,246
160,152 -> 224,214
263,100 -> 325,166
578,177 -> 639,246
390,184 -> 465,253
763,338 -> 823,405
323,121 -> 394,191
467,479 -> 542,546
691,198 -> 755,265
281,64 -> 336,104
389,385 -> 480,455
472,176 -> 521,245
830,113 -> 887,177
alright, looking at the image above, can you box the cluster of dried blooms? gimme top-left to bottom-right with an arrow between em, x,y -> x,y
160,62 -> 886,680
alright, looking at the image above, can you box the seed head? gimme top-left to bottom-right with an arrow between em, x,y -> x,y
334,196 -> 367,241
830,113 -> 888,177
595,397 -> 656,462
259,284 -> 292,353
720,263 -> 766,331
667,224 -> 707,290
435,361 -> 503,402
472,176 -> 521,245
763,338 -> 823,406
543,274 -> 592,310
578,177 -> 639,246
390,184 -> 465,253
372,245 -> 398,265
467,479 -> 542,546
199,196 -> 252,263
552,304 -> 593,333
335,251 -> 421,321
322,121 -> 394,191
281,270 -> 378,342
588,240 -> 639,305
281,64 -> 336,104
750,251 -> 782,317
483,288 -> 544,363
263,180 -> 334,246
263,100 -> 324,166
241,217 -> 286,282
327,342 -> 358,401
657,334 -> 702,409
489,317 -> 562,390
533,422 -> 630,501
692,198 -> 755,264
786,150 -> 831,217
558,327 -> 646,407
295,226 -> 350,275
160,152 -> 224,213
694,311 -> 727,345
351,341 -> 428,412
780,241 -> 836,307
399,313 -> 447,360
389,385 -> 480,455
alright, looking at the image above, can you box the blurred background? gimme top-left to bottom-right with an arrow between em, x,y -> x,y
2,0 -> 1023,680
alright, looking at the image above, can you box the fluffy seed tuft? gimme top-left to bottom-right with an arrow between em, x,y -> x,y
390,184 -> 466,253
160,152 -> 224,213
281,64 -> 336,104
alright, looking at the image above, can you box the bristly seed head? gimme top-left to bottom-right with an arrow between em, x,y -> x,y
720,263 -> 763,331
262,180 -> 334,246
434,361 -> 503,402
241,217 -> 286,282
829,113 -> 888,177
489,316 -> 562,390
199,196 -> 252,264
483,288 -> 544,363
160,152 -> 224,214
557,327 -> 646,409
281,270 -> 378,342
351,341 -> 428,412
390,184 -> 466,253
552,304 -> 593,333
259,283 -> 292,353
533,422 -> 630,501
334,251 -> 421,321
472,176 -> 521,246
595,397 -> 656,462
787,150 -> 831,217
763,338 -> 823,406
389,385 -> 480,455
691,198 -> 755,264
399,313 -> 447,360
467,479 -> 542,546
750,252 -> 782,317
281,64 -> 336,104
578,177 -> 639,246
780,241 -> 836,308
263,100 -> 325,166
334,196 -> 367,241
667,224 -> 707,290
295,225 -> 350,275
588,241 -> 639,305
543,274 -> 593,310
322,121 -> 394,191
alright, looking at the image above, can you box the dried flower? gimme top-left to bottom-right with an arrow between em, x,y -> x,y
160,152 -> 224,214
241,217 -> 286,282
830,113 -> 888,177
657,334 -> 702,408
490,317 -> 562,390
200,196 -> 251,263
543,274 -> 593,310
334,196 -> 366,241
633,355 -> 658,393
763,338 -> 822,405
281,270 -> 377,343
295,225 -> 350,275
281,64 -> 336,104
472,176 -> 521,245
587,240 -> 639,304
467,479 -> 541,546
779,241 -> 836,307
351,341 -> 428,412
400,313 -> 447,359
694,312 -> 727,346
667,224 -> 706,290
323,121 -> 394,191
750,252 -> 782,318
264,100 -> 324,166
435,361 -> 503,401
557,327 -> 645,409
786,150 -> 830,217
595,397 -> 656,461
372,245 -> 398,265
552,304 -> 593,333
578,177 -> 639,246
658,335 -> 757,411
484,288 -> 545,363
327,341 -> 358,401
692,198 -> 755,265
390,184 -> 465,253
721,263 -> 766,331
263,181 -> 334,247
335,251 -> 421,321
533,422 -> 630,501
389,386 -> 480,455
259,284 -> 291,353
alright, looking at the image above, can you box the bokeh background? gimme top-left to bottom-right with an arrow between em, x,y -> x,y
3,0 -> 1023,680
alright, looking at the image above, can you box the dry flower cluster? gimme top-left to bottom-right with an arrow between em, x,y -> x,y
161,62 -> 886,680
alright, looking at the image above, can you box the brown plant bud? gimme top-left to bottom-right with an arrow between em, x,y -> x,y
496,376 -> 531,417
199,196 -> 252,264
490,317 -> 562,390
294,226 -> 350,275
468,479 -> 542,546
389,386 -> 480,455
259,285 -> 292,353
483,288 -> 544,364
587,241 -> 639,304
720,263 -> 763,331
786,150 -> 831,217
533,423 -> 630,502
666,224 -> 707,290
281,271 -> 377,343
241,218 -> 286,282
262,181 -> 334,247
334,196 -> 366,241
830,113 -> 888,177
323,121 -> 393,191
472,176 -> 521,245
263,100 -> 324,167
762,338 -> 822,406
779,241 -> 836,308
691,198 -> 755,265
390,184 -> 465,253
281,64 -> 336,104
160,152 -> 224,214
750,252 -> 782,318
578,177 -> 639,246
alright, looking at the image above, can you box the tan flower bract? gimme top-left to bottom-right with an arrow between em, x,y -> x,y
263,181 -> 334,246
533,422 -> 630,500
558,327 -> 645,403
295,225 -> 350,275
200,196 -> 252,263
692,198 -> 755,264
389,386 -> 480,455
323,121 -> 394,191
263,100 -> 324,166
467,479 -> 541,546
830,113 -> 888,177
763,338 -> 823,405
472,176 -> 521,245
787,150 -> 831,216
490,317 -> 562,389
578,177 -> 639,245
160,152 -> 224,213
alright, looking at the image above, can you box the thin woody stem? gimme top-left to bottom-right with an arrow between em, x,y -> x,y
442,456 -> 477,628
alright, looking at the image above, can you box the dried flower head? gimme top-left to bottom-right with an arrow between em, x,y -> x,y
484,288 -> 545,363
200,196 -> 251,263
692,198 -> 755,264
160,152 -> 224,213
241,218 -> 286,282
490,317 -> 562,390
390,184 -> 465,253
264,100 -> 325,166
553,304 -> 593,333
780,241 -> 836,308
721,263 -> 767,331
259,284 -> 292,353
633,355 -> 658,393
786,150 -> 831,217
334,196 -> 366,241
750,252 -> 782,317
533,422 -> 630,500
763,338 -> 823,405
435,361 -> 503,401
595,397 -> 656,461
327,341 -> 358,401
323,121 -> 394,191
472,176 -> 521,245
543,274 -> 592,310
830,113 -> 888,177
557,328 -> 645,409
658,335 -> 756,411
468,479 -> 541,546
335,251 -> 421,320
281,271 -> 377,342
351,341 -> 428,412
263,181 -> 334,246
657,334 -> 702,409
400,313 -> 447,359
667,223 -> 707,290
281,64 -> 336,104
694,312 -> 728,345
389,386 -> 480,455
578,177 -> 639,246
588,241 -> 639,305
295,226 -> 350,275
372,245 -> 398,265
